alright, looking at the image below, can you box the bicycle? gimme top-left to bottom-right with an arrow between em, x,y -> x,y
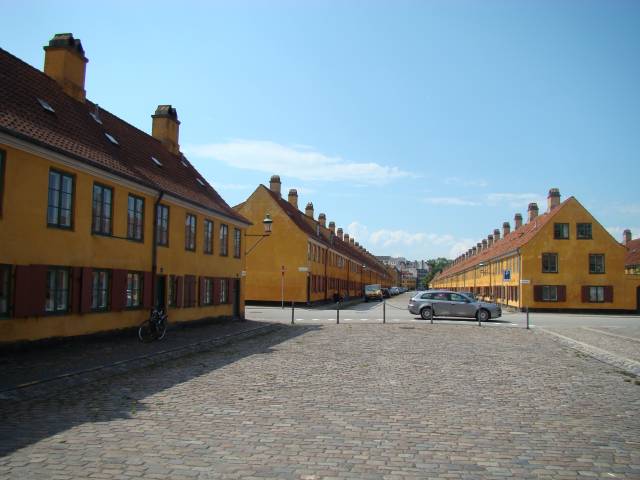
138,308 -> 168,343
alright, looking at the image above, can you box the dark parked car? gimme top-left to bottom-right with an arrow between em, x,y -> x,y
382,288 -> 391,298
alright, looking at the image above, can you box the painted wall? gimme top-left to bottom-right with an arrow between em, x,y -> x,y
0,143 -> 245,342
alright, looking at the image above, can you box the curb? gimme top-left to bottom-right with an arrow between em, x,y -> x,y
0,323 -> 283,402
537,327 -> 640,377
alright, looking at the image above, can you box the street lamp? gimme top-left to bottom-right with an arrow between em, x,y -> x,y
245,213 -> 273,256
477,263 -> 484,299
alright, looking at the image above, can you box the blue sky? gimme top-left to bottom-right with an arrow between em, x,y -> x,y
3,1 -> 639,260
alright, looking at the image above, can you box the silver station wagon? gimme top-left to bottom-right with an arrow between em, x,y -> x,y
408,290 -> 501,322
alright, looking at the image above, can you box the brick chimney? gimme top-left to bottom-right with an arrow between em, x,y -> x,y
482,239 -> 488,250
288,189 -> 298,209
328,221 -> 336,234
318,213 -> 326,228
477,242 -> 483,253
152,105 -> 180,155
472,246 -> 477,255
350,238 -> 355,245
503,222 -> 511,238
547,188 -> 561,212
355,241 -> 360,247
487,234 -> 494,247
344,233 -> 350,243
514,213 -> 523,230
623,229 -> 632,245
305,202 -> 314,218
337,228 -> 343,240
493,228 -> 500,241
528,203 -> 539,222
269,175 -> 281,197
44,33 -> 88,102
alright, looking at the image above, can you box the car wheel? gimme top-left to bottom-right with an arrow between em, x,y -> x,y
477,309 -> 490,322
420,307 -> 432,320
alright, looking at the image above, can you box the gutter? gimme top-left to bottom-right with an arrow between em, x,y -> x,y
151,190 -> 165,307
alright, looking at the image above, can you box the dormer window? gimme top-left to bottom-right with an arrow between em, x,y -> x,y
181,160 -> 188,167
151,156 -> 163,167
196,178 -> 205,187
37,98 -> 55,113
90,111 -> 103,125
104,133 -> 119,145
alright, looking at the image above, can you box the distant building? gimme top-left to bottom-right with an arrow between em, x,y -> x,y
623,230 -> 640,275
431,189 -> 640,312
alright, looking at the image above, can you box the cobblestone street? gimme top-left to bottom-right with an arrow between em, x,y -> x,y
1,324 -> 639,479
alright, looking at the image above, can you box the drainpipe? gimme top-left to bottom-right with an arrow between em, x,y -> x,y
151,190 -> 165,308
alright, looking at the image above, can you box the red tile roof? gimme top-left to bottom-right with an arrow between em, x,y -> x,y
434,198 -> 573,280
0,47 -> 248,225
626,238 -> 640,268
262,186 -> 389,277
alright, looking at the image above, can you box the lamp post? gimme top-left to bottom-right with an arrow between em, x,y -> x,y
245,213 -> 273,256
477,263 -> 485,299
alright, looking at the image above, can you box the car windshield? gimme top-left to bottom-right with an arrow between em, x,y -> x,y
365,285 -> 381,293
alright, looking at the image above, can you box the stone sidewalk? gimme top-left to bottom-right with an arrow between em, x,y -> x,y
0,318 -> 281,402
1,323 -> 639,479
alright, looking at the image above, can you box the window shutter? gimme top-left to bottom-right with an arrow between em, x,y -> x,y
143,272 -> 153,308
581,286 -> 589,303
14,265 -> 47,317
557,285 -> 566,302
80,267 -> 93,313
604,286 -> 614,303
71,267 -> 83,314
199,276 -> 206,306
213,278 -> 221,305
111,269 -> 127,311
176,276 -> 184,308
228,278 -> 236,305
533,285 -> 542,302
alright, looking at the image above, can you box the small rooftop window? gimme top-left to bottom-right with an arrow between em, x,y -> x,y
151,156 -> 163,167
196,178 -> 205,187
104,133 -> 119,145
89,111 -> 102,125
37,98 -> 55,113
181,160 -> 188,167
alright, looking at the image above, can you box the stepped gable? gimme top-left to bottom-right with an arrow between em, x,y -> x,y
0,47 -> 248,224
434,197 -> 572,280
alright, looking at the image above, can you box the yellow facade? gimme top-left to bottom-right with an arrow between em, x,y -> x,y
236,182 -> 390,304
432,197 -> 640,311
0,142 -> 247,343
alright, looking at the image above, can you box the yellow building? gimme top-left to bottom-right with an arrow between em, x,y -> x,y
431,189 -> 640,312
0,34 -> 250,344
235,176 -> 392,304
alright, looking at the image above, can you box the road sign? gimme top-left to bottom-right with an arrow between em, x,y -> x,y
503,269 -> 511,281
240,271 -> 247,277
520,279 -> 530,284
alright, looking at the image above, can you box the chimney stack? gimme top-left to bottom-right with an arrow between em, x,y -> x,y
528,203 -> 539,222
269,175 -> 282,197
493,228 -> 500,241
487,234 -> 494,247
503,222 -> 511,238
472,246 -> 477,255
482,239 -> 488,250
477,242 -> 483,253
355,241 -> 360,247
350,238 -> 355,245
318,213 -> 326,227
151,105 -> 181,155
623,229 -> 632,245
344,233 -> 350,243
328,221 -> 336,234
547,188 -> 561,212
514,213 -> 523,230
44,33 -> 88,102
337,228 -> 343,240
305,202 -> 314,218
288,189 -> 298,209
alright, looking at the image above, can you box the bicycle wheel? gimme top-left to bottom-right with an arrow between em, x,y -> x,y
156,319 -> 167,340
138,322 -> 154,343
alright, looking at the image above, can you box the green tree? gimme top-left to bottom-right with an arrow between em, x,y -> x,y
423,257 -> 452,289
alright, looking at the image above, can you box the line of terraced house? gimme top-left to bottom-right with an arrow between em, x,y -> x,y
0,33 -> 391,345
431,189 -> 640,312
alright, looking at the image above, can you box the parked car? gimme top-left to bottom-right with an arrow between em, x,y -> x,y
459,291 -> 476,300
364,284 -> 383,302
408,290 -> 501,321
382,288 -> 391,298
390,287 -> 400,295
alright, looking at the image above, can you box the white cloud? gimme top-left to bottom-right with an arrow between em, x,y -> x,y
448,239 -> 476,258
485,193 -> 546,208
443,177 -> 488,188
346,221 -> 370,244
423,197 -> 481,206
185,139 -> 409,185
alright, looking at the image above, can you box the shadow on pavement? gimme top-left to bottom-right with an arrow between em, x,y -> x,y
0,324 -> 318,457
